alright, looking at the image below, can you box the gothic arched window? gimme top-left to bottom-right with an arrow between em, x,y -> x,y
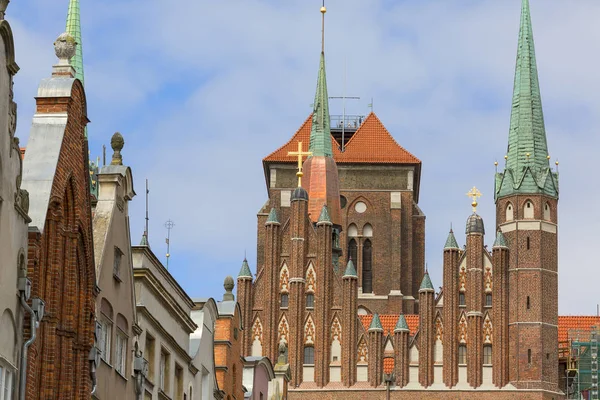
362,240 -> 373,294
506,203 -> 514,221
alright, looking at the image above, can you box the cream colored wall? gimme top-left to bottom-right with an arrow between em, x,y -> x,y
190,303 -> 217,399
93,172 -> 138,400
0,26 -> 28,380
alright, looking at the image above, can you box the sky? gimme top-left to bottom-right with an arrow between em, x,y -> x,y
7,0 -> 600,315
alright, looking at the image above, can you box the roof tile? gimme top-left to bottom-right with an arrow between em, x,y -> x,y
264,113 -> 421,165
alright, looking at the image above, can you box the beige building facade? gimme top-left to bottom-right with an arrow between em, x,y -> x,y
133,243 -> 199,399
0,4 -> 30,398
92,134 -> 141,399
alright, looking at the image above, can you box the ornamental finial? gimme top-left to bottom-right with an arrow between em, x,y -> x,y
466,186 -> 482,213
110,132 -> 124,166
54,32 -> 77,63
0,0 -> 10,20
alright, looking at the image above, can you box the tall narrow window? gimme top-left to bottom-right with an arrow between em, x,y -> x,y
347,239 -> 357,265
458,345 -> 467,365
160,349 -> 170,391
145,334 -> 156,380
483,345 -> 492,365
527,237 -> 530,250
115,331 -> 127,375
527,296 -> 530,310
306,294 -> 314,308
113,247 -> 123,279
459,293 -> 466,306
362,239 -> 373,293
304,346 -> 315,365
485,294 -> 492,307
280,294 -> 289,308
528,349 -> 532,364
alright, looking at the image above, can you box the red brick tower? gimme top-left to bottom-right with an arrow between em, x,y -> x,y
418,271 -> 435,388
442,229 -> 461,388
495,0 -> 559,392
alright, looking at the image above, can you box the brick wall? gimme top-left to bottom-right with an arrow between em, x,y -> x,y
25,78 -> 97,399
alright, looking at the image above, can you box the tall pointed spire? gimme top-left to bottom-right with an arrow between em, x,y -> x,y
496,0 -> 558,199
309,5 -> 333,158
301,4 -> 342,226
66,0 -> 84,85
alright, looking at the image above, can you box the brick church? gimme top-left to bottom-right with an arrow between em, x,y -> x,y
237,0 -> 564,398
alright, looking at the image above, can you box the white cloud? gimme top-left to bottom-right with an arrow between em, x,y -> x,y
9,0 -> 600,314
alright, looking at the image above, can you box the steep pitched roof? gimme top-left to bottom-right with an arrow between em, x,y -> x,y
444,229 -> 460,250
263,113 -> 420,165
558,316 -> 600,344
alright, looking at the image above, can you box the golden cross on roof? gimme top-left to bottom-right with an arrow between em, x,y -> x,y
288,141 -> 312,187
466,186 -> 482,213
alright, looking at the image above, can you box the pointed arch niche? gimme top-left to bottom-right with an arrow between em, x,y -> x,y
362,239 -> 373,293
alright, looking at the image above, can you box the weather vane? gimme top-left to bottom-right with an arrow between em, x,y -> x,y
288,141 -> 312,187
466,186 -> 482,213
165,219 -> 175,269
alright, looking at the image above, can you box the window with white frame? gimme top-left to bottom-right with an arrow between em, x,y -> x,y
115,331 -> 127,375
159,349 -> 170,392
0,362 -> 15,400
99,298 -> 114,365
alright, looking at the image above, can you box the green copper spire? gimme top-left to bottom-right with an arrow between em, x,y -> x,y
238,259 -> 253,279
419,271 -> 434,291
496,0 -> 558,199
493,230 -> 509,248
444,229 -> 460,250
66,0 -> 84,85
343,259 -> 357,278
317,204 -> 331,224
394,314 -> 409,333
309,52 -> 333,157
368,313 -> 383,332
266,208 -> 279,224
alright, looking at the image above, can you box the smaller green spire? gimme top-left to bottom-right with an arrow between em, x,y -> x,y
368,313 -> 383,332
444,229 -> 460,250
266,208 -> 279,224
394,314 -> 409,333
309,52 -> 333,158
318,205 -> 331,224
140,232 -> 149,247
493,230 -> 509,248
238,259 -> 253,279
419,271 -> 434,291
343,259 -> 357,278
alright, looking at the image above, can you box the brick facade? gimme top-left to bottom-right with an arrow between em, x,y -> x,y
23,65 -> 97,399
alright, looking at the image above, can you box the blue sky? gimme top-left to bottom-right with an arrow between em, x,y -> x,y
8,0 -> 600,314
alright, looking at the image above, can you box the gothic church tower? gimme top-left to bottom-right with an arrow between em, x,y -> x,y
495,0 -> 559,391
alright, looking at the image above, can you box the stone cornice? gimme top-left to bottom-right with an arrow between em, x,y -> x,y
137,306 -> 193,363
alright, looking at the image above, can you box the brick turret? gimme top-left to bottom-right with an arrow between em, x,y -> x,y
368,314 -> 384,387
492,230 -> 510,387
263,208 -> 281,363
394,314 -> 410,388
237,259 -> 253,356
442,229 -> 461,388
341,259 -> 358,387
418,272 -> 435,387
315,205 -> 333,386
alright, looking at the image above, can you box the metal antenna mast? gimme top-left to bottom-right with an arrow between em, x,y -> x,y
145,179 -> 150,241
165,220 -> 175,269
330,57 -> 360,152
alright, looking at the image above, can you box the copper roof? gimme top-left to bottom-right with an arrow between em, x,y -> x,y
264,113 -> 421,165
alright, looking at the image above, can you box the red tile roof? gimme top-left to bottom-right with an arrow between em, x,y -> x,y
383,357 -> 395,374
558,316 -> 600,344
263,113 -> 421,165
359,314 -> 419,336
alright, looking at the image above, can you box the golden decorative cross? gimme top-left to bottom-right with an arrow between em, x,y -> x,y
466,186 -> 482,213
288,141 -> 312,187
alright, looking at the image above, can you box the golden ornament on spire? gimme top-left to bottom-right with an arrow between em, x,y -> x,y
466,186 -> 482,213
320,1 -> 326,53
288,141 -> 312,187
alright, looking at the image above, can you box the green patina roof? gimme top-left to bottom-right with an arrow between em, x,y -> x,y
309,52 -> 333,158
318,204 -> 331,223
394,314 -> 409,333
66,0 -> 84,85
419,271 -> 434,291
266,208 -> 279,224
369,313 -> 383,332
238,258 -> 253,278
140,232 -> 149,246
444,229 -> 460,250
343,259 -> 357,278
496,0 -> 558,199
493,230 -> 509,248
